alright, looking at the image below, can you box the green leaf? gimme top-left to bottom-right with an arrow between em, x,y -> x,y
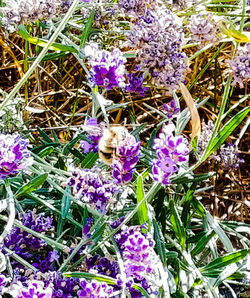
191,230 -> 216,257
81,151 -> 98,168
201,249 -> 249,274
191,197 -> 206,216
171,172 -> 215,184
63,135 -> 82,155
37,146 -> 55,157
206,212 -> 233,252
137,176 -> 148,225
153,219 -> 166,266
80,9 -> 95,48
132,284 -> 151,298
57,186 -> 72,237
15,174 -> 48,198
18,25 -> 78,53
63,272 -> 116,285
204,106 -> 250,159
169,200 -> 186,250
37,127 -> 53,143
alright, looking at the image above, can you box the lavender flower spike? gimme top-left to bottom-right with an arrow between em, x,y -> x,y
112,133 -> 141,184
228,44 -> 250,88
77,278 -> 113,298
8,280 -> 52,298
0,134 -> 33,179
84,43 -> 127,90
67,168 -> 120,213
152,124 -> 189,185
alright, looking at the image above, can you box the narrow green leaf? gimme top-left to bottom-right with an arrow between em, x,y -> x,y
137,176 -> 148,225
37,146 -> 55,157
15,174 -> 48,198
169,200 -> 186,250
63,272 -> 116,285
57,186 -> 72,237
37,127 -> 53,143
201,249 -> 249,273
18,25 -> 78,53
132,284 -> 151,298
153,219 -> 166,266
191,230 -> 216,257
206,212 -> 233,252
80,9 -> 95,48
81,151 -> 98,168
63,135 -> 82,155
205,106 -> 250,159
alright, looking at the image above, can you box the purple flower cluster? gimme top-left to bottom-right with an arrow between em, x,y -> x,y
2,0 -> 60,28
152,124 -> 189,185
84,43 -> 127,90
77,278 -> 113,298
219,143 -> 244,171
197,120 -> 214,156
163,99 -> 180,119
67,168 -> 119,213
119,0 -> 157,17
125,72 -> 149,96
112,222 -> 157,297
228,44 -> 250,88
0,274 -> 8,295
32,250 -> 59,273
3,210 -> 53,260
112,133 -> 141,184
8,280 -> 52,298
85,255 -> 119,279
0,133 -> 33,179
41,271 -> 79,297
188,13 -> 218,43
127,6 -> 188,91
80,118 -> 105,154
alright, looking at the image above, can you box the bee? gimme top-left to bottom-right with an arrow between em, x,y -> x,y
98,125 -> 128,165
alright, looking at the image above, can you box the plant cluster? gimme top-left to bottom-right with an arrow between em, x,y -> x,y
0,0 -> 249,298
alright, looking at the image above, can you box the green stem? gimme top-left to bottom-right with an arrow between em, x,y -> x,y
240,0 -> 246,32
0,0 -> 79,112
0,180 -> 15,244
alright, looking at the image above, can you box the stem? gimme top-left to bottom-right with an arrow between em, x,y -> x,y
0,180 -> 15,244
0,0 -> 79,112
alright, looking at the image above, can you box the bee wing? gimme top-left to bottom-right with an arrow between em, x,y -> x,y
81,125 -> 103,136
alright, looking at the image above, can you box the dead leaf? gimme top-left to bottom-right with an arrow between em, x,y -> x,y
179,83 -> 201,141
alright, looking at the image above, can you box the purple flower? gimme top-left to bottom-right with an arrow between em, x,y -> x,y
85,255 -> 119,279
0,274 -> 8,295
9,280 -> 52,298
126,6 -> 188,91
82,218 -> 93,238
42,271 -> 78,298
77,278 -> 113,298
0,133 -> 33,179
152,124 -> 189,185
152,157 -> 178,185
112,223 -> 156,297
111,133 -> 141,184
197,120 -> 214,156
188,13 -> 218,43
228,44 -> 250,88
32,250 -> 59,273
163,100 -> 180,119
219,143 -> 244,171
84,43 -> 127,90
3,210 -> 53,261
125,72 -> 149,96
80,118 -> 105,154
153,124 -> 189,163
67,168 -> 120,213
